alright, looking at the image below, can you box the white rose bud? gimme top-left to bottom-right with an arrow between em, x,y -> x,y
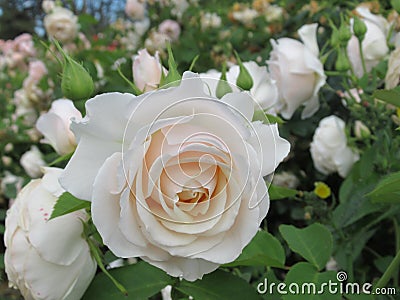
268,23 -> 326,119
44,7 -> 79,43
354,120 -> 371,139
4,168 -> 96,300
310,115 -> 359,177
132,49 -> 167,92
20,146 -> 46,178
36,99 -> 82,155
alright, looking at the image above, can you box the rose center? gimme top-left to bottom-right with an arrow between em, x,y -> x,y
177,188 -> 209,204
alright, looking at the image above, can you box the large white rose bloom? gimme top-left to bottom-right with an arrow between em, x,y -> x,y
60,72 -> 290,281
310,115 -> 359,177
4,168 -> 96,300
268,23 -> 326,119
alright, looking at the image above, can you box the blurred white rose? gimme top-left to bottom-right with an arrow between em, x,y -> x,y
125,0 -> 146,20
158,19 -> 181,41
20,146 -> 46,178
144,31 -> 170,52
36,99 -> 82,155
132,49 -> 167,92
201,12 -> 222,30
60,72 -> 290,281
268,23 -> 326,119
347,7 -> 388,78
310,115 -> 359,177
44,7 -> 79,43
42,0 -> 55,13
232,8 -> 259,26
4,168 -> 96,300
385,47 -> 400,89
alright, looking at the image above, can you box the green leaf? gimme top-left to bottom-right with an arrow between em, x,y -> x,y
50,192 -> 91,220
224,230 -> 285,268
176,270 -> 262,300
83,261 -> 173,300
282,262 -> 340,300
373,89 -> 400,107
279,223 -> 333,271
253,110 -> 284,124
48,152 -> 73,166
268,184 -> 298,200
367,171 -> 400,204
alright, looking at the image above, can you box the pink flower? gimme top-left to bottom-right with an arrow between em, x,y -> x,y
27,61 -> 48,83
158,19 -> 181,41
13,33 -> 36,56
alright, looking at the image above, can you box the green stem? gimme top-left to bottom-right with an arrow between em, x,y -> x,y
393,218 -> 400,286
87,238 -> 128,296
375,249 -> 400,289
358,39 -> 367,75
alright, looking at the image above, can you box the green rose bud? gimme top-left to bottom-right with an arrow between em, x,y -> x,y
54,41 -> 94,101
216,62 -> 233,99
353,17 -> 367,42
234,51 -> 253,91
335,48 -> 351,72
330,26 -> 340,48
61,58 -> 95,101
160,43 -> 182,88
338,23 -> 352,46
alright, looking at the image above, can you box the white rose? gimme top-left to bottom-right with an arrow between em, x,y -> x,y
132,49 -> 167,92
44,7 -> 79,43
268,23 -> 326,119
20,146 -> 46,178
36,99 -> 82,155
310,115 -> 359,177
42,0 -> 55,13
200,62 -> 278,113
227,61 -> 278,112
347,8 -> 388,78
158,20 -> 181,42
125,0 -> 146,20
385,47 -> 400,89
60,72 -> 290,281
4,168 -> 96,300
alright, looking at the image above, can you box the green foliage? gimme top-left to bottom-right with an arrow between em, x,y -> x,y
224,230 -> 285,268
50,192 -> 91,220
83,261 -> 174,300
280,223 -> 333,271
283,263 -> 340,300
176,270 -> 262,300
368,171 -> 400,204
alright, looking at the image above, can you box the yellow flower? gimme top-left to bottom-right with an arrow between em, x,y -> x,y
314,182 -> 331,199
